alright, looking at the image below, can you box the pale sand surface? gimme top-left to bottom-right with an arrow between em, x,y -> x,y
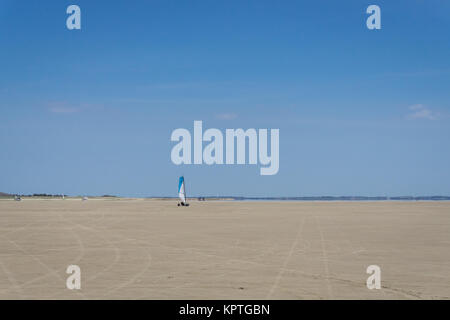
0,200 -> 449,299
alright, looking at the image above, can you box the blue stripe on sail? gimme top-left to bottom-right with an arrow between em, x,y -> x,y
178,176 -> 184,193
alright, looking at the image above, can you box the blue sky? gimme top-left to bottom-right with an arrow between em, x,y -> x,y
1,0 -> 449,197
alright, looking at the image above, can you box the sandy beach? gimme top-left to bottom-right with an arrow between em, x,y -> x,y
0,199 -> 449,299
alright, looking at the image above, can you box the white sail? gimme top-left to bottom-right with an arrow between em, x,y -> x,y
178,176 -> 186,203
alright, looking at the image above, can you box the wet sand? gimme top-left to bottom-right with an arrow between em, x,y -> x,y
0,199 -> 449,299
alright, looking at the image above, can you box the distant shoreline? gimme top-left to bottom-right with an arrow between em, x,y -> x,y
147,196 -> 450,201
2,194 -> 450,202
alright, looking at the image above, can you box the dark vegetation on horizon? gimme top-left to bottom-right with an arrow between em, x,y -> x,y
0,193 -> 117,198
1,192 -> 449,201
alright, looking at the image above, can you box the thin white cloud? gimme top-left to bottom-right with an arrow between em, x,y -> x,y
49,106 -> 79,113
406,104 -> 438,120
215,113 -> 238,120
47,101 -> 80,114
47,102 -> 104,114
